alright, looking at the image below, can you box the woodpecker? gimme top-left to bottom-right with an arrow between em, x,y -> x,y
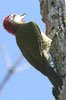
3,14 -> 62,91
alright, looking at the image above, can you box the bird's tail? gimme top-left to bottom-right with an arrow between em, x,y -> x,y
46,66 -> 62,99
46,66 -> 62,89
41,56 -> 62,89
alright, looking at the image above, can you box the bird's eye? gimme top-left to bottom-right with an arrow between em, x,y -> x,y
13,15 -> 16,18
8,14 -> 16,22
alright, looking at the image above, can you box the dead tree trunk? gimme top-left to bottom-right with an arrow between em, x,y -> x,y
39,0 -> 66,100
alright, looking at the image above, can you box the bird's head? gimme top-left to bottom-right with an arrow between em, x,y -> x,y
3,14 -> 27,35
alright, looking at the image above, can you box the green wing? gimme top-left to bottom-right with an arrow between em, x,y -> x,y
16,22 -> 42,63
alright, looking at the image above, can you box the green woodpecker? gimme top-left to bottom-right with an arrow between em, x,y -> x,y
3,14 -> 62,91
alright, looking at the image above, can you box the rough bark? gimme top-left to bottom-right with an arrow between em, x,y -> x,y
39,0 -> 66,100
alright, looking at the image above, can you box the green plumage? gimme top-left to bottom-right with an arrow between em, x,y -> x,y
16,22 -> 62,91
16,22 -> 45,72
16,22 -> 42,63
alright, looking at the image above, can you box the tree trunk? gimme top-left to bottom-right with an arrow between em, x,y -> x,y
39,0 -> 66,100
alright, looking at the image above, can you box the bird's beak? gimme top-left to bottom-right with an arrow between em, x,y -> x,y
20,13 -> 27,20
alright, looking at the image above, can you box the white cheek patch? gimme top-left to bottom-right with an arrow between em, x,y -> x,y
14,15 -> 22,23
8,14 -> 26,24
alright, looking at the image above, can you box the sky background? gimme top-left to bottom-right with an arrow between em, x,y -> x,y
0,0 -> 55,100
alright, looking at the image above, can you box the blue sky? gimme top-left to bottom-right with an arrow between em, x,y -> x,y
0,0 -> 55,100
